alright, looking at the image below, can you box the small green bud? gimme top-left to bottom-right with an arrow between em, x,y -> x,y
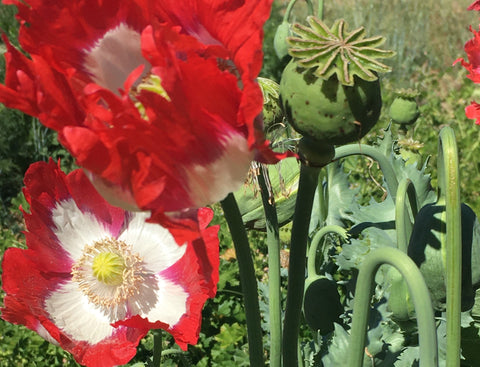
273,21 -> 291,60
258,77 -> 284,129
389,89 -> 420,125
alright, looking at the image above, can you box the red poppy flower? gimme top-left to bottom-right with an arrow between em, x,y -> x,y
468,0 -> 480,11
454,26 -> 480,83
465,101 -> 480,125
0,0 -> 286,218
1,160 -> 220,367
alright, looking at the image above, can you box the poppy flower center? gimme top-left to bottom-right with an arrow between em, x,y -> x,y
92,252 -> 125,286
131,73 -> 171,119
72,237 -> 148,308
136,74 -> 170,101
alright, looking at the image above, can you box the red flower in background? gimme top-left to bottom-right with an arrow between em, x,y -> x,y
0,0 -> 284,220
455,1 -> 480,125
455,26 -> 480,83
469,0 -> 480,11
466,101 -> 480,125
1,160 -> 219,367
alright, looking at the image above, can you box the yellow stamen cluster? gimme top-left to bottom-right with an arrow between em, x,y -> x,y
136,74 -> 171,101
92,252 -> 125,286
132,74 -> 171,120
72,237 -> 150,309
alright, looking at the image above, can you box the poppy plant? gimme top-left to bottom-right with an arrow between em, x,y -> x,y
0,0 -> 286,220
1,160 -> 220,367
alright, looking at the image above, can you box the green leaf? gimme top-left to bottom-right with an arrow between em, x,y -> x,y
394,347 -> 420,367
214,323 -> 246,349
234,157 -> 300,230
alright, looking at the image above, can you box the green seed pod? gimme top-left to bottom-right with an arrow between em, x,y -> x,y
389,89 -> 420,125
407,202 -> 480,311
280,62 -> 382,146
279,17 -> 394,145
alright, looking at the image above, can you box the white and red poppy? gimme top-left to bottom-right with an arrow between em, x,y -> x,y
0,0 -> 289,220
1,160 -> 220,367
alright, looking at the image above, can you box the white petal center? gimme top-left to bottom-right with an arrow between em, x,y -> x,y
52,199 -> 112,260
45,281 -> 118,344
185,133 -> 254,207
84,23 -> 150,94
118,212 -> 186,272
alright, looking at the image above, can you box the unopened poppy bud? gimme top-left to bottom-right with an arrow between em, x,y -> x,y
274,21 -> 291,60
258,77 -> 284,129
390,89 -> 420,125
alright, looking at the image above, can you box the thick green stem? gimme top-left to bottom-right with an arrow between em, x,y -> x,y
283,164 -> 321,367
318,0 -> 324,19
317,170 -> 328,225
256,165 -> 282,367
221,194 -> 265,367
153,330 -> 162,367
348,247 -> 438,367
334,144 -> 399,202
395,178 -> 418,253
438,127 -> 462,367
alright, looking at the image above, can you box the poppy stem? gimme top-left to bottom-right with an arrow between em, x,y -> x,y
221,193 -> 265,367
283,163 -> 321,367
394,178 -> 418,253
152,329 -> 162,367
318,0 -> 324,19
256,164 -> 282,367
347,247 -> 437,367
333,143 -> 399,202
438,127 -> 462,367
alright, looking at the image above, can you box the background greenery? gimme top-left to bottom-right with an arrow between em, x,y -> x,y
1,0 -> 480,365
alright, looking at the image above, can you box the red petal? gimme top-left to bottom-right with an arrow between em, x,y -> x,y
457,26 -> 480,83
468,0 -> 480,11
0,0 -> 290,216
465,101 -> 480,125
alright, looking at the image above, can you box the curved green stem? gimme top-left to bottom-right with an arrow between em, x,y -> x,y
438,127 -> 462,367
153,329 -> 163,367
221,194 -> 265,367
283,164 -> 321,367
348,247 -> 438,367
256,164 -> 282,367
307,225 -> 348,277
283,0 -> 299,22
305,0 -> 314,15
334,144 -> 399,202
395,178 -> 418,253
